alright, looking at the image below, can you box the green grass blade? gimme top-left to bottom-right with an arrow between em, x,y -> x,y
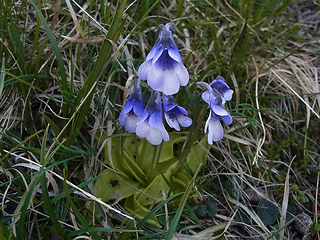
0,130 -> 42,163
16,169 -> 45,239
8,14 -> 26,75
29,0 -> 69,117
33,37 -> 49,86
0,220 -> 17,240
39,171 -> 70,239
0,57 -> 5,98
117,193 -> 183,240
40,112 -> 60,136
30,13 -> 41,69
63,171 -> 100,240
63,0 -> 128,147
137,193 -> 183,229
39,126 -> 70,239
52,175 -> 101,203
119,0 -> 161,48
164,163 -> 203,240
3,71 -> 57,103
68,228 -> 141,237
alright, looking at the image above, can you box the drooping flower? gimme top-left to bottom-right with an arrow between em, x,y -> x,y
197,77 -> 233,144
138,23 -> 189,95
136,91 -> 169,145
201,76 -> 233,107
204,109 -> 233,144
163,95 -> 192,131
119,80 -> 144,133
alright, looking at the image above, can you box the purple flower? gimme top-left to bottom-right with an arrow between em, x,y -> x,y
201,76 -> 234,107
119,81 -> 143,133
197,77 -> 233,144
163,95 -> 192,131
204,109 -> 233,144
138,23 -> 189,95
136,91 -> 169,145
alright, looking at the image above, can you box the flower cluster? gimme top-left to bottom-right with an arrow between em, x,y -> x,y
119,23 -> 234,145
197,76 -> 233,144
119,23 -> 192,145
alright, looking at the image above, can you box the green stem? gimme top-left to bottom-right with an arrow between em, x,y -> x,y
177,97 -> 207,171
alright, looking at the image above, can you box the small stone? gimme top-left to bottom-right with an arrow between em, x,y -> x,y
294,212 -> 312,235
195,205 -> 207,218
245,188 -> 263,204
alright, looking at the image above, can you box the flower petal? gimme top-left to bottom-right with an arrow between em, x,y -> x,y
122,100 -> 133,113
124,114 -> 139,133
146,127 -> 169,145
204,110 -> 212,134
208,117 -> 224,143
177,106 -> 188,116
210,78 -> 229,92
177,115 -> 192,128
161,126 -> 170,141
163,103 -> 176,111
138,60 -> 152,80
211,104 -> 229,116
137,109 -> 149,125
163,95 -> 177,111
174,63 -> 189,86
221,114 -> 233,125
197,81 -> 212,90
146,128 -> 163,145
133,101 -> 143,116
201,91 -> 211,104
223,89 -> 233,101
119,111 -> 128,126
146,65 -> 164,90
136,120 -> 149,138
137,120 -> 169,145
154,50 -> 176,70
165,112 -> 180,131
149,110 -> 163,128
148,67 -> 180,95
145,45 -> 158,61
162,70 -> 180,95
152,46 -> 165,64
168,46 -> 182,63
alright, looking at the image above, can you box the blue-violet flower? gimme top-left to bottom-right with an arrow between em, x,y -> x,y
197,77 -> 233,144
201,76 -> 233,106
119,80 -> 144,133
138,23 -> 189,95
163,95 -> 192,131
136,91 -> 169,145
